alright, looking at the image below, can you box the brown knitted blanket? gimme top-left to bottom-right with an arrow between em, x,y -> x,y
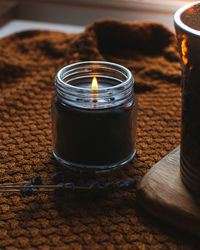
0,19 -> 199,249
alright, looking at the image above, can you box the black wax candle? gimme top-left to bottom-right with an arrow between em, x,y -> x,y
51,61 -> 137,172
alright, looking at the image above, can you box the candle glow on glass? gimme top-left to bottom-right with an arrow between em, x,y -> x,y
181,35 -> 188,65
91,77 -> 98,89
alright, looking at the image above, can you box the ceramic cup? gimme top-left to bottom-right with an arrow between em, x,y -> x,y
174,1 -> 200,194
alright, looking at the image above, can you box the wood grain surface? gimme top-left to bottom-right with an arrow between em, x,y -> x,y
137,146 -> 200,237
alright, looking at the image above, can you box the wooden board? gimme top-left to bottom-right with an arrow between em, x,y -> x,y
137,146 -> 200,237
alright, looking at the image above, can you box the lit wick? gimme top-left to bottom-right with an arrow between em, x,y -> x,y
91,77 -> 98,105
91,76 -> 98,89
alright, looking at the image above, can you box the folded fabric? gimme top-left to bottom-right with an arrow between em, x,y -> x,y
0,19 -> 197,249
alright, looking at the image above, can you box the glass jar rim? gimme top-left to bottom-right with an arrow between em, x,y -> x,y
56,61 -> 134,92
174,1 -> 200,37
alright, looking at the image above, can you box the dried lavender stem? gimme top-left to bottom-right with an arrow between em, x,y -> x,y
0,188 -> 55,192
0,177 -> 137,195
0,189 -> 21,192
0,182 -> 28,185
0,184 -> 75,189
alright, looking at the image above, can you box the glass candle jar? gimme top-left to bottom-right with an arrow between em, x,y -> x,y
51,61 -> 137,172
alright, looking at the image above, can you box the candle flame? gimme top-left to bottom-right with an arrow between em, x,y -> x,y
91,77 -> 98,89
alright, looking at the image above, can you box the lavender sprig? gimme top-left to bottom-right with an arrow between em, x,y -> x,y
0,174 -> 137,196
31,175 -> 42,185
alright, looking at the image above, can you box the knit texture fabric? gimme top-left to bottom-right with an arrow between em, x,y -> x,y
0,19 -> 199,249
